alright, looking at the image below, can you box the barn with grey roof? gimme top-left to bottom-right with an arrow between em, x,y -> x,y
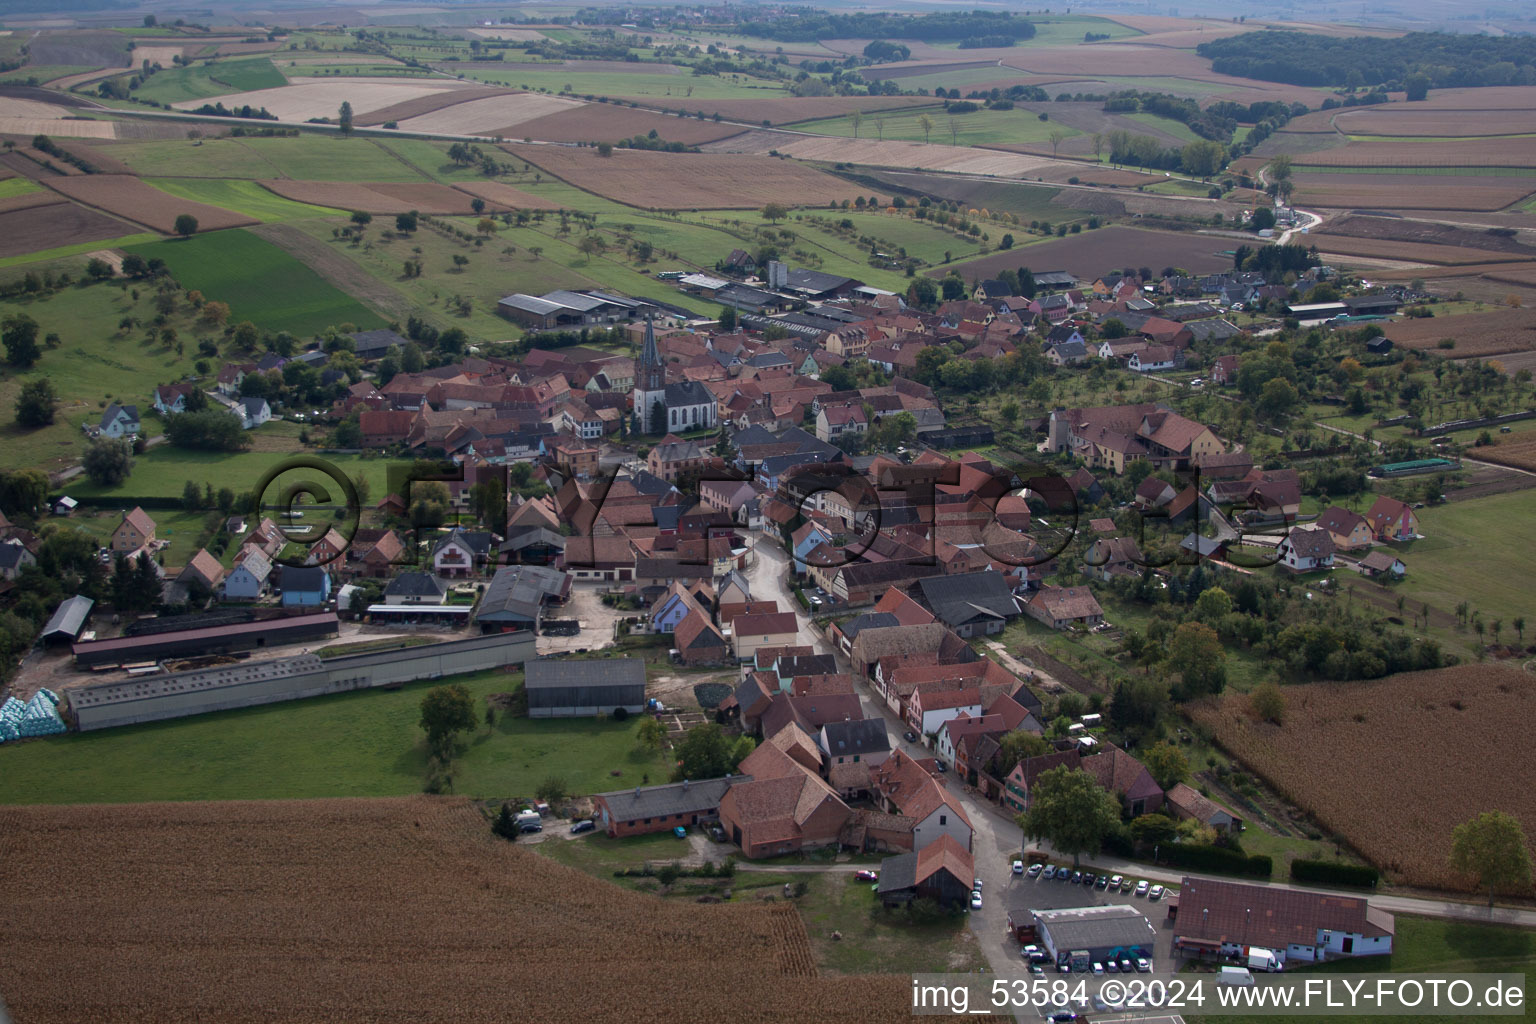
524,656 -> 647,718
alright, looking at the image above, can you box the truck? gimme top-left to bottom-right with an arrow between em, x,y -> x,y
1247,948 -> 1283,973
1069,950 -> 1092,974
1219,966 -> 1255,987
514,809 -> 541,828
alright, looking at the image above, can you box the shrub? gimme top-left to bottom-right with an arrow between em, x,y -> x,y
1290,859 -> 1379,887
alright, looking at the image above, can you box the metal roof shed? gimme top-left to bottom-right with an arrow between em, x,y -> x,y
524,656 -> 647,718
41,595 -> 94,644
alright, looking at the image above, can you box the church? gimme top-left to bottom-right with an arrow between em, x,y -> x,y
633,320 -> 717,436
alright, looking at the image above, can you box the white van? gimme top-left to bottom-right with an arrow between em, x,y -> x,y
1219,966 -> 1255,987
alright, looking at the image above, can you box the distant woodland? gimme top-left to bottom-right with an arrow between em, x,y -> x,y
1199,31 -> 1536,89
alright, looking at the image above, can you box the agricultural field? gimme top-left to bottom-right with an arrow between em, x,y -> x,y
0,198 -> 136,259
1296,137 -> 1536,168
505,103 -> 748,145
1292,172 -> 1536,212
61,446 -> 398,507
131,56 -> 288,104
258,179 -> 491,214
0,796 -> 933,1023
1383,306 -> 1536,358
793,106 -> 1079,148
1188,664 -> 1536,892
126,229 -> 385,336
100,134 -> 436,182
144,177 -> 346,221
505,143 -> 859,209
1305,234 -> 1534,267
169,77 -> 478,122
861,171 -> 1095,223
709,129 -> 1061,177
1474,435 -> 1536,473
43,175 -> 259,234
931,225 -> 1239,281
450,64 -> 790,101
392,90 -> 582,135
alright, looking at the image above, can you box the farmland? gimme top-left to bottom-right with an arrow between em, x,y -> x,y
1188,664 -> 1536,892
711,130 -> 1061,177
861,171 -> 1094,223
131,56 -> 288,104
793,106 -> 1080,148
144,176 -> 346,222
1292,172 -> 1535,212
100,134 -> 437,182
1475,435 -> 1536,473
61,446 -> 399,506
931,225 -> 1239,281
1296,137 -> 1536,168
0,198 -> 135,258
506,143 -> 858,209
258,179 -> 495,214
170,77 -> 476,121
126,229 -> 385,336
394,90 -> 582,135
0,796 -> 935,1023
1383,306 -> 1536,358
507,103 -> 749,145
1305,234 -> 1534,267
0,667 -> 677,804
43,175 -> 259,233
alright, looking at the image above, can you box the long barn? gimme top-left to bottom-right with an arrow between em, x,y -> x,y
71,612 -> 340,669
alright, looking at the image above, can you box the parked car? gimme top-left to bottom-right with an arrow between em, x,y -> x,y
973,877 -> 983,891
1149,884 -> 1165,901
1136,958 -> 1151,973
1021,944 -> 1041,960
673,826 -> 688,838
1134,880 -> 1150,897
1095,875 -> 1109,890
570,819 -> 596,834
1081,872 -> 1095,886
934,760 -> 948,772
1119,958 -> 1134,974
1091,962 -> 1105,976
1071,871 -> 1083,884
1049,1012 -> 1078,1023
1109,874 -> 1123,891
1041,865 -> 1056,880
519,822 -> 543,834
903,730 -> 918,743
1012,859 -> 1025,875
854,869 -> 879,883
1026,862 -> 1043,878
1029,962 -> 1045,976
970,891 -> 983,910
1105,959 -> 1118,974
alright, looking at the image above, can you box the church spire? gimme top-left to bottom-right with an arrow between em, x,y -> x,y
639,317 -> 660,375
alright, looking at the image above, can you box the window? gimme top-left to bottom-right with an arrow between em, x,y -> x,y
939,814 -> 947,826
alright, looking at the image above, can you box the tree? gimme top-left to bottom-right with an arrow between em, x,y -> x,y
1016,765 -> 1122,868
82,438 -> 133,486
1101,318 -> 1128,339
850,109 -> 863,138
14,378 -> 57,428
174,213 -> 198,238
999,400 -> 1019,426
338,100 -> 354,135
1180,139 -> 1225,177
395,211 -> 418,232
1257,378 -> 1299,419
1141,741 -> 1189,790
469,479 -> 507,531
1167,621 -> 1226,698
0,468 -> 49,516
183,386 -> 209,413
491,803 -> 520,841
1404,73 -> 1430,102
85,257 -> 114,280
637,716 -> 667,751
165,409 -> 248,452
419,683 -> 477,760
672,721 -> 733,781
578,234 -> 605,259
918,113 -> 934,142
182,479 -> 204,511
717,306 -> 737,332
996,729 -> 1050,771
1250,681 -> 1286,724
1193,586 -> 1232,623
536,776 -> 568,804
1450,810 -> 1533,907
761,202 -> 788,224
1049,129 -> 1067,157
1249,207 -> 1276,232
3,314 -> 41,367
1128,812 -> 1179,849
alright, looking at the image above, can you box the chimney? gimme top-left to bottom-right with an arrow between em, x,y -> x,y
682,779 -> 690,791
634,786 -> 641,798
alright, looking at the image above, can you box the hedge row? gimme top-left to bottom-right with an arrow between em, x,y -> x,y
1290,859 -> 1379,888
1156,842 -> 1273,878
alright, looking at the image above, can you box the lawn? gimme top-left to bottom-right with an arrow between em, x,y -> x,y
1385,489 -> 1536,633
144,177 -> 346,222
67,507 -> 219,568
0,667 -> 675,804
0,275 -> 204,474
133,57 -> 288,104
795,106 -> 1075,148
101,135 -> 431,182
1194,916 -> 1533,1024
797,872 -> 992,974
65,445 -> 401,509
126,228 -> 385,336
0,64 -> 93,83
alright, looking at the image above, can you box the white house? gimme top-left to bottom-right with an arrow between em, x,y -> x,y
1128,346 -> 1177,372
1276,527 -> 1335,572
152,384 -> 192,415
236,396 -> 272,430
223,548 -> 272,601
94,403 -> 140,439
906,686 -> 983,739
430,529 -> 495,578
873,751 -> 973,854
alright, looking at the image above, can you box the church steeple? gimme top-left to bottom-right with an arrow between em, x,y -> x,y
638,317 -> 662,391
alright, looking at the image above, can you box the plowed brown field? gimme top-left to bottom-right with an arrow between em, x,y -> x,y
1297,138 -> 1536,167
0,200 -> 132,257
1293,173 -> 1535,212
1384,306 -> 1536,356
505,143 -> 857,208
508,104 -> 745,145
0,796 -> 964,1024
44,175 -> 256,233
1306,234 -> 1534,266
628,94 -> 932,126
356,85 -> 513,126
1189,665 -> 1536,891
932,225 -> 1235,280
1333,107 -> 1536,138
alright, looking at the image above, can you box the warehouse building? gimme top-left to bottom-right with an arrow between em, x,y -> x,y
1033,905 -> 1157,966
524,656 -> 646,718
593,776 -> 743,838
476,564 -> 570,633
41,595 -> 94,645
69,631 -> 534,731
71,612 -> 340,668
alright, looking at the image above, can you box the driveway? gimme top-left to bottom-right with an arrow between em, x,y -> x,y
746,542 -> 835,656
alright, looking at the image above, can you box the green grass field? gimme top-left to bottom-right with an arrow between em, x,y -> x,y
452,65 -> 788,100
126,229 -> 384,336
1127,111 -> 1203,144
67,507 -> 219,568
0,667 -> 675,804
0,64 -> 93,83
65,445 -> 400,508
145,177 -> 346,221
1385,490 -> 1536,634
133,57 -> 288,104
284,64 -> 434,78
795,105 -> 1072,147
101,135 -> 431,182
0,177 -> 43,199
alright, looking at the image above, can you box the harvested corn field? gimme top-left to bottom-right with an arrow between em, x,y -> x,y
44,175 -> 257,233
1293,173 -> 1535,212
394,91 -> 583,135
708,130 -> 1057,177
258,180 -> 493,214
0,796 -> 944,1024
1383,306 -> 1536,357
506,143 -> 857,209
1188,665 -> 1536,892
1472,435 -> 1536,471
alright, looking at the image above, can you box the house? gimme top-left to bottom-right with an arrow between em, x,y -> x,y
177,548 -> 226,594
732,611 -> 800,662
650,581 -> 707,633
1135,477 -> 1177,509
1276,527 -> 1335,573
477,564 -> 570,633
1211,354 -> 1240,386
95,403 -> 140,439
51,496 -> 78,517
1082,744 -> 1164,816
0,541 -> 37,581
875,833 -> 975,909
1128,346 -> 1177,372
1065,467 -> 1105,505
524,657 -> 646,718
870,749 -> 972,853
236,396 -> 271,430
914,571 -> 1020,638
647,435 -> 708,482
1172,876 -> 1394,964
1315,506 -> 1374,552
594,776 -> 740,838
934,712 -> 1005,775
674,607 -> 730,665
151,383 -> 195,415
384,571 -> 448,605
1022,585 -> 1104,630
40,594 -> 93,645
279,566 -> 331,607
431,528 -> 496,578
1365,336 -> 1393,355
111,507 -> 156,553
1046,402 -> 1223,475
1165,782 -> 1243,832
906,684 -> 983,739
815,404 -> 867,444
719,742 -> 851,859
1358,550 -> 1407,578
223,548 -> 272,601
819,718 -> 891,789
1365,495 -> 1418,542
1001,749 -> 1083,813
1082,536 -> 1145,582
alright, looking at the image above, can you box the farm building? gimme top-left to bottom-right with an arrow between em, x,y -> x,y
1032,905 -> 1158,966
915,571 -> 1021,638
71,612 -> 340,669
523,657 -> 647,718
1165,782 -> 1243,832
593,776 -> 743,838
476,564 -> 571,633
40,595 -> 93,645
68,631 -> 534,732
875,833 -> 975,909
1171,876 -> 1393,964
496,289 -> 660,330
